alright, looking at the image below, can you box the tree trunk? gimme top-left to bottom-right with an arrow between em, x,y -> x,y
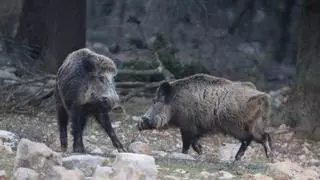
15,0 -> 86,73
284,0 -> 320,140
273,0 -> 295,63
15,0 -> 48,58
42,0 -> 86,73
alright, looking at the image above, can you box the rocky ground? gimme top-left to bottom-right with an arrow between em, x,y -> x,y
0,96 -> 320,180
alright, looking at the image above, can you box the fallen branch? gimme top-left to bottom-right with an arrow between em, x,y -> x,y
116,52 -> 174,82
117,69 -> 163,76
0,75 -> 55,89
120,80 -> 165,102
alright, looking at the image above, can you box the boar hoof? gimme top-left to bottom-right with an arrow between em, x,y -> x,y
61,146 -> 68,152
117,147 -> 126,152
73,145 -> 86,153
60,137 -> 68,152
114,142 -> 126,152
192,143 -> 202,155
267,153 -> 275,163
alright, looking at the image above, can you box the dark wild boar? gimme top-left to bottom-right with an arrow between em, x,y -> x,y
55,48 -> 125,153
138,73 -> 274,162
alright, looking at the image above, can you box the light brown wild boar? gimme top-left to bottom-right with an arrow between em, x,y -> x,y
55,48 -> 125,153
138,73 -> 274,162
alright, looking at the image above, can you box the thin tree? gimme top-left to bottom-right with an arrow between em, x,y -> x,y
284,0 -> 320,140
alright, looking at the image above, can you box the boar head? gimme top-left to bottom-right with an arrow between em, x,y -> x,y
138,82 -> 173,130
89,63 -> 120,111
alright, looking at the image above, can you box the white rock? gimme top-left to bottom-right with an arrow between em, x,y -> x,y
84,178 -> 94,180
14,139 -> 62,172
111,153 -> 157,180
110,149 -> 120,156
128,141 -> 152,155
46,166 -> 84,180
168,152 -> 195,160
151,150 -> 167,157
62,155 -> 107,176
242,173 -> 273,180
0,143 -> 12,155
92,166 -> 113,180
212,170 -> 235,179
0,170 -> 6,180
173,169 -> 186,174
111,121 -> 121,129
13,168 -> 39,180
92,148 -> 103,155
0,130 -> 19,149
131,116 -> 141,122
218,143 -> 240,161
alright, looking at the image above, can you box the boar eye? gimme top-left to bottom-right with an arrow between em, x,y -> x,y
99,76 -> 104,82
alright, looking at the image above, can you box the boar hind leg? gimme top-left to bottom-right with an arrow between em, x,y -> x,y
57,104 -> 69,152
252,131 -> 274,162
251,123 -> 274,161
94,110 -> 125,152
192,140 -> 202,155
234,137 -> 253,161
180,129 -> 192,154
71,105 -> 87,153
261,133 -> 274,161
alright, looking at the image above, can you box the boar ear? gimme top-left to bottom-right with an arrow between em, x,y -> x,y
159,82 -> 171,96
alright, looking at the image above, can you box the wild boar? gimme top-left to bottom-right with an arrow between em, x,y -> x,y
55,48 -> 125,153
138,73 -> 274,162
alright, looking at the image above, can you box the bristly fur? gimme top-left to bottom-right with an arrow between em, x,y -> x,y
56,48 -> 117,108
54,48 -> 124,153
141,73 -> 274,161
166,74 -> 271,137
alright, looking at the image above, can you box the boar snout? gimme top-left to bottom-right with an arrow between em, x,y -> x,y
111,104 -> 124,113
138,116 -> 153,131
102,94 -> 120,109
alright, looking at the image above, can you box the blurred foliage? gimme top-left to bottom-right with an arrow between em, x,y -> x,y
158,48 -> 210,79
122,57 -> 158,70
120,33 -> 210,81
154,33 -> 210,78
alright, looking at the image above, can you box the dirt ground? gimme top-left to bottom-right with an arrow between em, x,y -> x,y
0,97 -> 320,179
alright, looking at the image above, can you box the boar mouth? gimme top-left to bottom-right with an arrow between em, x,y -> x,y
137,117 -> 154,131
137,118 -> 170,131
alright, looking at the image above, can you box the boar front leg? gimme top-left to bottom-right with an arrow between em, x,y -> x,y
191,133 -> 203,155
94,110 -> 126,152
57,104 -> 69,152
71,105 -> 87,153
180,128 -> 197,154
